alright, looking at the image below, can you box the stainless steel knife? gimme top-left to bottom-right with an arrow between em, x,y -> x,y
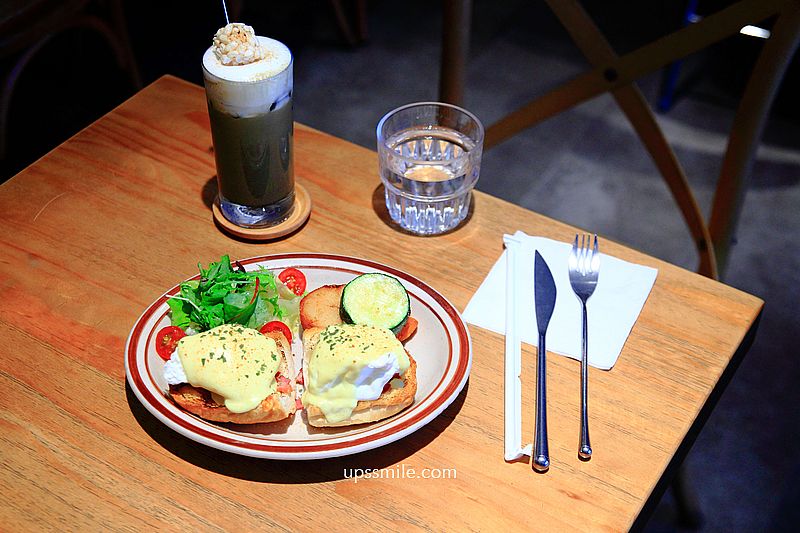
533,250 -> 557,472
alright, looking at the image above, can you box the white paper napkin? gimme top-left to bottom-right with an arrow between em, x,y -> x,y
464,231 -> 658,461
464,231 -> 658,369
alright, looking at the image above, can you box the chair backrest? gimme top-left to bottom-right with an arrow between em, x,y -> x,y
480,0 -> 800,280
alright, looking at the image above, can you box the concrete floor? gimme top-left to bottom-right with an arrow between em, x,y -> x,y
3,1 -> 798,530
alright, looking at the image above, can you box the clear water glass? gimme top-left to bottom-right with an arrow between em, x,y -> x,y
377,102 -> 484,235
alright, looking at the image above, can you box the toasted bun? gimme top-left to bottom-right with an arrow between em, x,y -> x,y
168,331 -> 296,424
299,284 -> 418,341
301,328 -> 418,427
299,284 -> 344,330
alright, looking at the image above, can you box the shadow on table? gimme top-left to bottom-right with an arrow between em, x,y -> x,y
200,176 -> 311,242
126,380 -> 468,484
201,176 -> 216,209
370,184 -> 475,237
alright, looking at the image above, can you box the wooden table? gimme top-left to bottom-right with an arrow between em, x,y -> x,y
0,76 -> 762,531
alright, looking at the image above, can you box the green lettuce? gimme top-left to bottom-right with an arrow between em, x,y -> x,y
167,255 -> 300,333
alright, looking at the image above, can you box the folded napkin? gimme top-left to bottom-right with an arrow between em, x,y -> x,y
464,231 -> 657,461
464,231 -> 658,370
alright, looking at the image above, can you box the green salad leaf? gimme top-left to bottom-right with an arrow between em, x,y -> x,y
167,255 -> 301,333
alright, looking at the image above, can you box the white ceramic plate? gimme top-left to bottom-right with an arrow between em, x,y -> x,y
125,253 -> 472,460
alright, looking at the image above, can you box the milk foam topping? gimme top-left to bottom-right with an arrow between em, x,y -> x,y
203,34 -> 292,117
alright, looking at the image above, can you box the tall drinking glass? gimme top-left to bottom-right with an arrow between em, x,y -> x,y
377,102 -> 484,235
202,36 -> 294,228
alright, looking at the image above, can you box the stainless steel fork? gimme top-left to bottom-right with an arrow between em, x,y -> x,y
568,234 -> 600,460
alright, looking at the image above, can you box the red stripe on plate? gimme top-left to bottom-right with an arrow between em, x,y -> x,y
126,253 -> 470,456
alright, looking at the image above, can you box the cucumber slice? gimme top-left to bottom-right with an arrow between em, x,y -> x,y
340,273 -> 410,334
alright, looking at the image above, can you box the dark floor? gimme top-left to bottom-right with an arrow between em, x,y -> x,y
3,1 -> 799,531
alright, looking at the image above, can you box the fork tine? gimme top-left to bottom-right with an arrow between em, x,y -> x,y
592,234 -> 599,272
579,234 -> 586,274
585,233 -> 593,274
569,234 -> 578,268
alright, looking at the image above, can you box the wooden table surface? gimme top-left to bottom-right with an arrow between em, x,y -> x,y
0,76 -> 762,531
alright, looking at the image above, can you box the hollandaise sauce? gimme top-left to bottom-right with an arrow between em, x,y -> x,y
303,324 -> 410,423
176,324 -> 281,413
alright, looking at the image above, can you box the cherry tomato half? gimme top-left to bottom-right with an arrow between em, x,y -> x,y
260,320 -> 292,344
278,267 -> 306,296
155,326 -> 186,361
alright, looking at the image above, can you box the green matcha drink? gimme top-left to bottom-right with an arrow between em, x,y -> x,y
202,23 -> 294,227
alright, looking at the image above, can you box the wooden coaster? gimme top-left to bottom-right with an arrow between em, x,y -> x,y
212,184 -> 311,240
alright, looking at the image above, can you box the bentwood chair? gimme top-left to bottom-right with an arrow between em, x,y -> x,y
437,0 -> 800,525
0,0 -> 142,162
439,0 -> 800,282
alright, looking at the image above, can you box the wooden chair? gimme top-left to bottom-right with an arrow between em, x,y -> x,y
440,0 -> 473,107
0,0 -> 142,161
438,0 -> 799,526
440,0 -> 800,281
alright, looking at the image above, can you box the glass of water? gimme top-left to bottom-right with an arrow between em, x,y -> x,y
377,102 -> 484,235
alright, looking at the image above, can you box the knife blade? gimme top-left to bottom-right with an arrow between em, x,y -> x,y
535,251 -> 557,333
533,250 -> 556,472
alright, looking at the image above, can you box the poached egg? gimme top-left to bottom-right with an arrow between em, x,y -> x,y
163,324 -> 282,413
302,324 -> 410,424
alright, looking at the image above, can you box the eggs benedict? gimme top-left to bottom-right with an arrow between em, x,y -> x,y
164,323 -> 296,424
302,324 -> 417,427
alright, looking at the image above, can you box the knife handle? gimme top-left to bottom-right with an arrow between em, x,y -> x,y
533,333 -> 549,472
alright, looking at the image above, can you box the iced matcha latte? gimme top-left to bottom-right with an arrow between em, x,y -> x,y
203,23 -> 294,227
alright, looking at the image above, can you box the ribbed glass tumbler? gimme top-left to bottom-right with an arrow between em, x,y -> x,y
377,102 -> 484,235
